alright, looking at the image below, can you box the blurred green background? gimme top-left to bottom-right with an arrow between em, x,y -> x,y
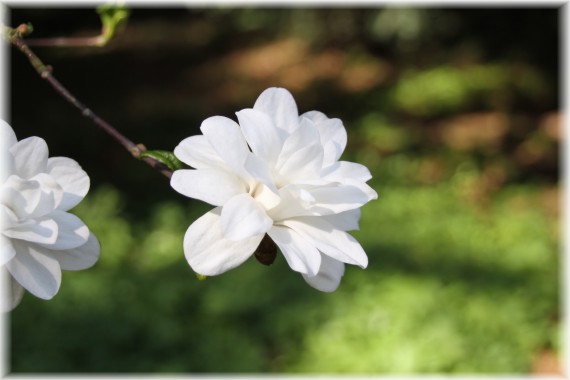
8,7 -> 560,374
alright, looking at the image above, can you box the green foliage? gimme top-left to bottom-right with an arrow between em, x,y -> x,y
391,64 -> 549,117
139,150 -> 185,171
286,175 -> 558,372
10,178 -> 558,373
392,65 -> 502,117
291,275 -> 550,372
357,113 -> 415,154
96,3 -> 129,46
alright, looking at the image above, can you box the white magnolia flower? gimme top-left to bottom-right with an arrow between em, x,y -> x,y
171,87 -> 377,291
0,121 -> 100,311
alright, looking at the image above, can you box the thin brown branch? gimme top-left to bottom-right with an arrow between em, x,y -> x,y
5,24 -> 173,179
24,36 -> 106,47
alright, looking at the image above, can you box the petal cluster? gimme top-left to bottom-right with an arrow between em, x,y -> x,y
1,121 -> 100,311
171,88 -> 377,291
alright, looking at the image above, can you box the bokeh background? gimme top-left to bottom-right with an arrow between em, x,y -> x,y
8,6 -> 561,374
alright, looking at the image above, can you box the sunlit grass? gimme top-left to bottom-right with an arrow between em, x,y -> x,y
10,176 -> 558,372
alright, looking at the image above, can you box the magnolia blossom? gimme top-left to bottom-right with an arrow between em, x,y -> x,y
171,88 -> 377,291
0,121 -> 100,311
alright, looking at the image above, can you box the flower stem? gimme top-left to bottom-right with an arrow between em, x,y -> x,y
4,24 -> 173,179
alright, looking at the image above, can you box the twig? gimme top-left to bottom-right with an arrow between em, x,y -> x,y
24,5 -> 129,48
24,36 -> 106,47
5,24 -> 173,179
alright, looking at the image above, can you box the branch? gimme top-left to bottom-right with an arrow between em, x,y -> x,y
4,24 -> 173,179
24,36 -> 107,48
25,5 -> 129,48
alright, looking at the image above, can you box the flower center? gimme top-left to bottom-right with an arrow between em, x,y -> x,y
247,180 -> 281,210
248,181 -> 263,199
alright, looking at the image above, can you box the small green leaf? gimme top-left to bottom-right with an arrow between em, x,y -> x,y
96,3 -> 129,45
139,150 -> 185,171
195,273 -> 208,281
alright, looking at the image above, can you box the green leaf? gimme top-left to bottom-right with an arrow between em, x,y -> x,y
139,150 -> 185,171
195,273 -> 208,281
96,3 -> 130,46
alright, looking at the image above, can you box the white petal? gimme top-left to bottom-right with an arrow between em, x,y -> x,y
267,183 -> 370,220
249,181 -> 281,210
0,176 -> 35,219
0,234 -> 16,266
276,145 -> 323,185
237,108 -> 284,165
244,154 -> 279,195
321,162 -> 377,202
0,120 -> 17,182
0,120 -> 17,149
29,173 -> 65,218
170,169 -> 246,206
183,207 -> 264,276
1,174 -> 62,219
8,276 -> 25,311
0,151 -> 15,184
308,184 -> 375,215
43,232 -> 100,270
221,193 -> 273,241
277,117 -> 321,164
253,87 -> 300,134
283,217 -> 368,268
302,253 -> 345,292
268,225 -> 321,276
275,119 -> 323,184
35,211 -> 90,250
7,241 -> 61,300
320,209 -> 361,231
268,184 -> 318,221
10,136 -> 49,179
302,111 -> 347,166
355,181 -> 378,201
47,157 -> 89,211
4,217 -> 58,245
200,116 -> 250,174
1,267 -> 25,312
173,135 -> 227,170
300,110 -> 329,124
322,161 -> 372,183
0,203 -> 18,230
